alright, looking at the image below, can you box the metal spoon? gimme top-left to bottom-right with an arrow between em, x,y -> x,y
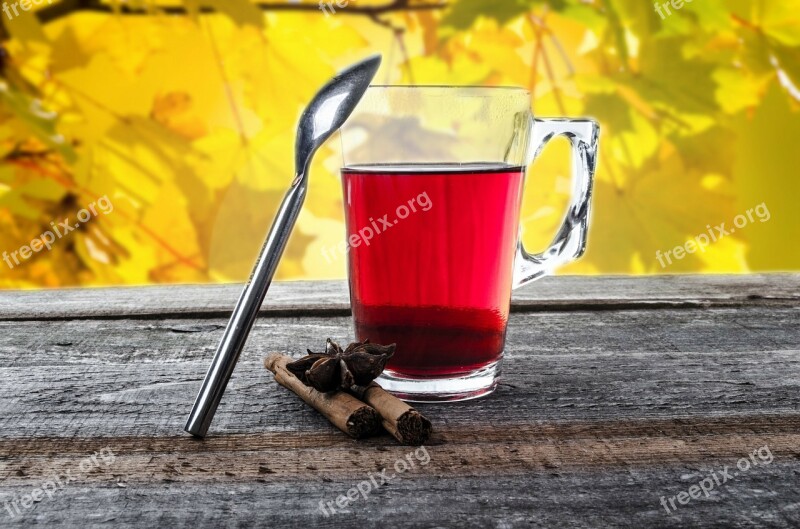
185,55 -> 382,438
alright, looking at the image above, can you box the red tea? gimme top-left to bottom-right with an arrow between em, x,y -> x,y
342,163 -> 525,377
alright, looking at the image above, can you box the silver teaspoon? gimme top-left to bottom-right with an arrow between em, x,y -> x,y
185,55 -> 382,438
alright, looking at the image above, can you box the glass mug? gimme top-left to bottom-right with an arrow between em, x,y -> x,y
338,86 -> 598,401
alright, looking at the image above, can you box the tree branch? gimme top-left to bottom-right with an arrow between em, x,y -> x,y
34,0 -> 447,24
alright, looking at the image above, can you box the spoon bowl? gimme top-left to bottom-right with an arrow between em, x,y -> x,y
295,55 -> 381,177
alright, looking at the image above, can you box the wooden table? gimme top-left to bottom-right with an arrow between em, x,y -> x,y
1,275 -> 798,527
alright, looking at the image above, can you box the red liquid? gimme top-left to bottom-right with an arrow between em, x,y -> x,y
342,163 -> 525,377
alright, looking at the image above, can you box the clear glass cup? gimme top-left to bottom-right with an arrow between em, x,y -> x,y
339,86 -> 599,402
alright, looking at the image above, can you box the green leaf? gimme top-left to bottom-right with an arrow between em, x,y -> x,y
584,93 -> 633,131
732,84 -> 800,270
0,83 -> 76,163
770,45 -> 800,94
0,179 -> 66,219
442,0 -> 566,29
634,36 -> 719,114
599,0 -> 629,68
559,4 -> 606,31
683,0 -> 730,32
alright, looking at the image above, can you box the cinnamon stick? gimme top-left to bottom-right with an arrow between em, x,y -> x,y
264,353 -> 380,439
356,383 -> 432,446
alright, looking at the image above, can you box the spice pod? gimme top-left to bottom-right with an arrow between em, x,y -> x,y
264,353 -> 380,439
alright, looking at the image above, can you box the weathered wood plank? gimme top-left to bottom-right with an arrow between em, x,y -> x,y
1,463 -> 798,527
0,307 -> 797,439
0,274 -> 797,320
2,419 -> 799,483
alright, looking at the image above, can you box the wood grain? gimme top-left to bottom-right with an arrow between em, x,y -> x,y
0,275 -> 798,527
0,274 -> 797,320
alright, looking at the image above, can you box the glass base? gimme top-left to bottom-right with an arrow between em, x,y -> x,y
376,359 -> 501,402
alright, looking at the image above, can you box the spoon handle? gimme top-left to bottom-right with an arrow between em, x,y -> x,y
184,180 -> 307,438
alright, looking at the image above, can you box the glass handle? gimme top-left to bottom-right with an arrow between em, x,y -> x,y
512,118 -> 599,289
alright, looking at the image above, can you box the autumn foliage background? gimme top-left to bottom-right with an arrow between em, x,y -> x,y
0,0 -> 797,289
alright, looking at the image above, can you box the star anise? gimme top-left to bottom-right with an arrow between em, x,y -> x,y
286,339 -> 396,393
